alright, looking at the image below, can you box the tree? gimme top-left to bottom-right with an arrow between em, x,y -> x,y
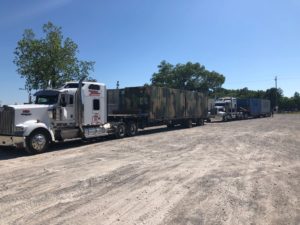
14,22 -> 95,90
264,87 -> 283,110
150,61 -> 225,93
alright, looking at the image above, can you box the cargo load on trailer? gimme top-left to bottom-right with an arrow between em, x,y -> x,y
237,98 -> 271,117
108,86 -> 207,129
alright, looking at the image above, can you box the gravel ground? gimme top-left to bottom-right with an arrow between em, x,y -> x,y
0,114 -> 299,225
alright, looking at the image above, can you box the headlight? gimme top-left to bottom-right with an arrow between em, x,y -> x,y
15,126 -> 24,132
15,126 -> 25,135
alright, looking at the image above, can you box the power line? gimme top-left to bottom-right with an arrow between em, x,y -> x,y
225,76 -> 300,85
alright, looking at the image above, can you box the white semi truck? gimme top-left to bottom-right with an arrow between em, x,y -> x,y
208,97 -> 245,122
208,97 -> 271,122
0,79 -> 114,154
0,79 -> 207,154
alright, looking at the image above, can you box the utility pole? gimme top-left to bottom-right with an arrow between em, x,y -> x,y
19,88 -> 32,104
116,81 -> 119,89
275,76 -> 278,112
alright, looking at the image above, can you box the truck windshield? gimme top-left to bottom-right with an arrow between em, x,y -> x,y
35,95 -> 58,105
215,103 -> 226,107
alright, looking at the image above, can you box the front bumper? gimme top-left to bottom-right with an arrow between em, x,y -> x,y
208,114 -> 224,122
0,135 -> 25,148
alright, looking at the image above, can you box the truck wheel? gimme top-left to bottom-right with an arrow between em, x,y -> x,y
185,119 -> 193,128
126,122 -> 138,136
223,116 -> 228,122
26,130 -> 50,154
167,123 -> 174,128
115,124 -> 126,138
196,119 -> 204,126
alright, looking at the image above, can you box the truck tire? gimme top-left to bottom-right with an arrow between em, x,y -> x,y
115,123 -> 126,138
185,119 -> 193,128
223,116 -> 228,122
167,122 -> 174,128
126,122 -> 138,136
26,130 -> 50,154
196,119 -> 204,126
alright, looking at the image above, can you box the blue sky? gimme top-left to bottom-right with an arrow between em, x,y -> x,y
0,0 -> 299,104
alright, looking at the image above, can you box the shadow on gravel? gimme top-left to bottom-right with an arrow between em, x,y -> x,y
0,146 -> 28,160
0,125 -> 204,160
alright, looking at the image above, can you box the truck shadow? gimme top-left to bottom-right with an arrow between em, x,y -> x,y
0,147 -> 28,160
0,125 -> 204,160
48,125 -> 195,152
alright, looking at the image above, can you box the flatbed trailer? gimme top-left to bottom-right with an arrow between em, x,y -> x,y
107,86 -> 207,131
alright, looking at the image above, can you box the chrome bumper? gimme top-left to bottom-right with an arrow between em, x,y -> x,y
0,135 -> 25,148
208,114 -> 223,122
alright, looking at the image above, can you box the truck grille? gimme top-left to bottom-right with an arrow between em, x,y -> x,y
0,106 -> 15,135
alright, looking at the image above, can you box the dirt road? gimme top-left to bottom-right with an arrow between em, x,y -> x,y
0,114 -> 299,225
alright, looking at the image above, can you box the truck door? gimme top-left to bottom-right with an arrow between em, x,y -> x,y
58,93 -> 76,125
82,83 -> 107,125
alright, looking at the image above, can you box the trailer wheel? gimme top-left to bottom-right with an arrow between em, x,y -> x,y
26,130 -> 50,154
126,122 -> 138,136
167,122 -> 174,128
115,124 -> 126,138
196,119 -> 204,126
185,119 -> 193,128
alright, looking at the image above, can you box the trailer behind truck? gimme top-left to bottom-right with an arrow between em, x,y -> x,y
108,86 -> 207,131
237,98 -> 271,117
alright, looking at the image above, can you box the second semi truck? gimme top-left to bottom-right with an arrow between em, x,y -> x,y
209,97 -> 271,122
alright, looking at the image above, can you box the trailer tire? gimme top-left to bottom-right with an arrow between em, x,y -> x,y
196,119 -> 204,126
25,129 -> 50,154
126,122 -> 138,136
167,122 -> 174,128
185,119 -> 193,128
115,124 -> 126,138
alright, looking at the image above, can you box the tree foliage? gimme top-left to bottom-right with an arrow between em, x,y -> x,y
150,60 -> 300,112
150,61 -> 225,93
14,22 -> 95,90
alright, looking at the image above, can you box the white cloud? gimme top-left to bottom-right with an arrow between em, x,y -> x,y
0,0 -> 73,27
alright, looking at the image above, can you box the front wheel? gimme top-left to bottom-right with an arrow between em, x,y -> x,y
26,130 -> 50,154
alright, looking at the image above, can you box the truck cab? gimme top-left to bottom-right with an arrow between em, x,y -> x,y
0,81 -> 108,154
209,97 -> 243,121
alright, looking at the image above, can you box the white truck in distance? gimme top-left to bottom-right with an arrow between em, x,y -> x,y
209,97 -> 245,122
208,97 -> 271,122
